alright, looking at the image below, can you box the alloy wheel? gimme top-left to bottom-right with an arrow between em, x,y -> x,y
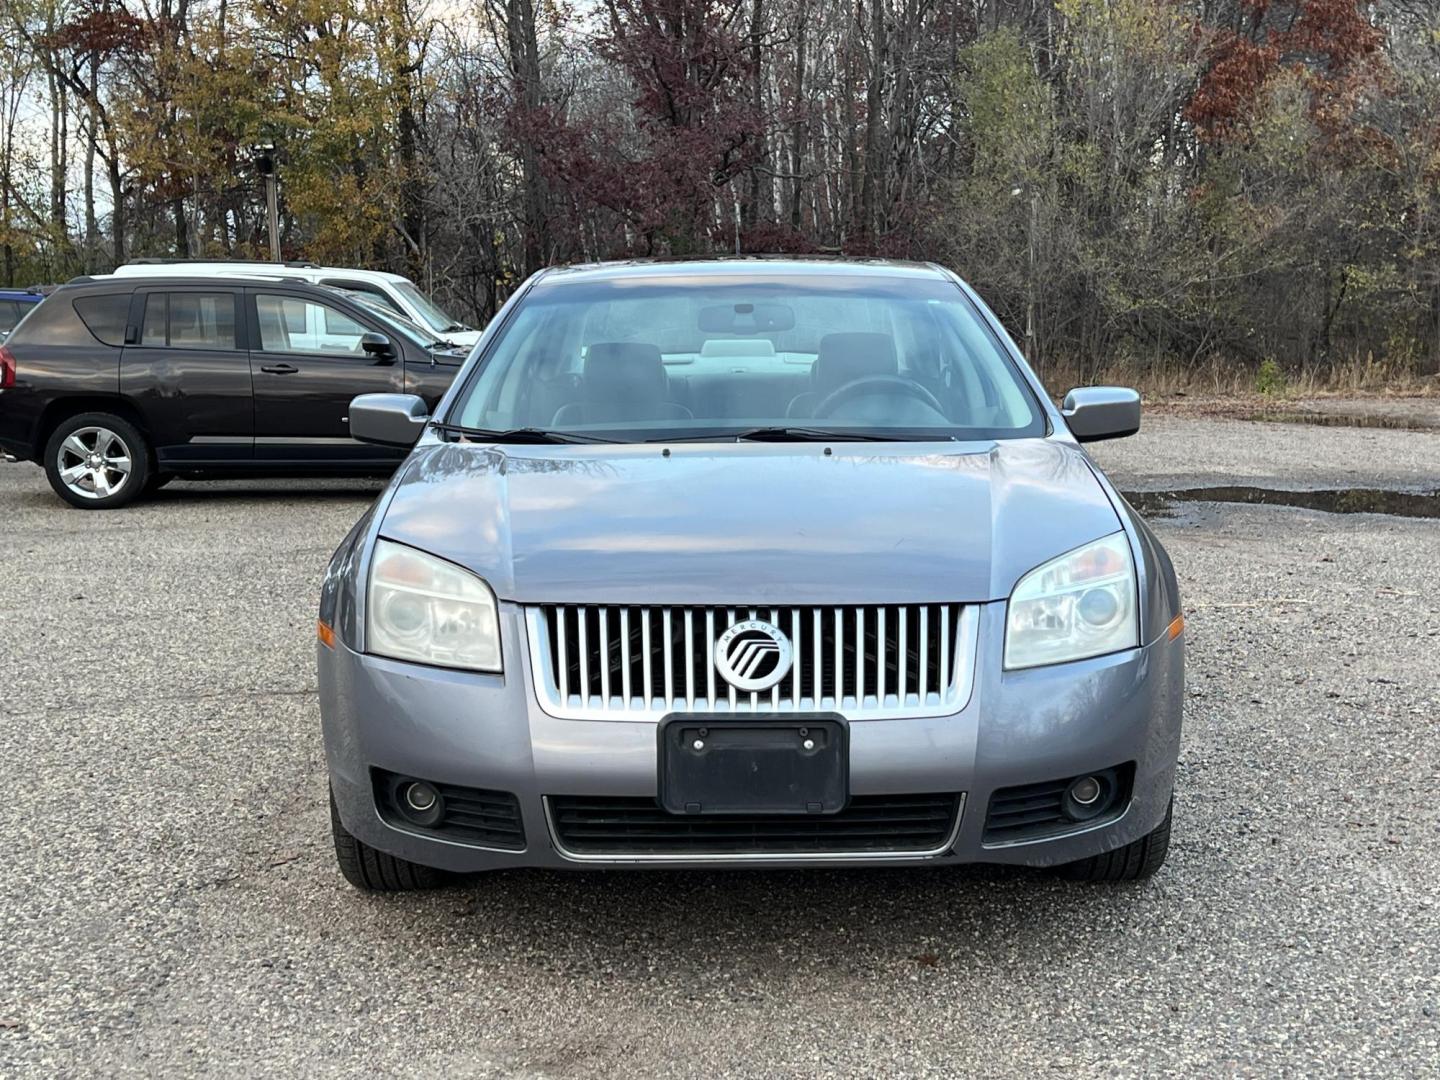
55,426 -> 133,500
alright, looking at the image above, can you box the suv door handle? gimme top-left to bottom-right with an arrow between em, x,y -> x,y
260,363 -> 299,375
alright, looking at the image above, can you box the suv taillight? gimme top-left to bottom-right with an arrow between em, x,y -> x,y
0,345 -> 15,389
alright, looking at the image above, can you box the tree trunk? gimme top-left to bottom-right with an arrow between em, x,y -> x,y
83,59 -> 98,272
48,64 -> 68,238
744,0 -> 768,232
789,0 -> 807,232
508,0 -> 548,273
859,0 -> 886,239
109,158 -> 125,267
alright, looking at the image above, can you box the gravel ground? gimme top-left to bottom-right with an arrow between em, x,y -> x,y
1,414 -> 1437,1077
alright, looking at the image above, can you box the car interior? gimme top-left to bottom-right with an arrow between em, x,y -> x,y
457,292 -> 1040,434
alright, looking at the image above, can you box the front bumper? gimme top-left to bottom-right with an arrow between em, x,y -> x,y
320,601 -> 1183,872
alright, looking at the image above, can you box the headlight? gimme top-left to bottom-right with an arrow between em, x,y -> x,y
366,539 -> 502,672
1004,532 -> 1138,670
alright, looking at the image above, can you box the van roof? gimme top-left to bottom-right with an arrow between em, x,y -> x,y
111,260 -> 413,285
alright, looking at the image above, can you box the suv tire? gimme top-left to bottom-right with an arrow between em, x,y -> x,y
1057,797 -> 1172,881
44,412 -> 151,510
330,788 -> 449,891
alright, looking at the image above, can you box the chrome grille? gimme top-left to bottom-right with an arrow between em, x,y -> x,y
525,604 -> 978,721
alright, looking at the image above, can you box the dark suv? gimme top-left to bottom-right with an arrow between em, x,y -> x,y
0,275 -> 468,508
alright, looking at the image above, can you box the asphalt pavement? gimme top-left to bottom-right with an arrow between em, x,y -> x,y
1,411 -> 1437,1077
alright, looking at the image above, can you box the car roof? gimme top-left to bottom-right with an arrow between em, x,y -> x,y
112,261 -> 410,284
61,274 -> 355,293
534,256 -> 950,287
0,288 -> 45,300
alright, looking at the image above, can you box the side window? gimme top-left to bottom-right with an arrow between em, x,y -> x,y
138,292 -> 236,349
0,301 -> 21,332
72,294 -> 131,345
141,295 -> 168,346
323,307 -> 366,337
255,295 -> 367,356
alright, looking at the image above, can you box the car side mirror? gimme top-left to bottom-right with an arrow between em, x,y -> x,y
1061,386 -> 1141,442
359,331 -> 396,363
348,393 -> 429,447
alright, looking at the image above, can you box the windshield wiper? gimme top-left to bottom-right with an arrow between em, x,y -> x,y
434,424 -> 619,445
727,426 -> 940,443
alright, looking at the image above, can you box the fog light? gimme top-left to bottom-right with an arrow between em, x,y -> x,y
1069,775 -> 1102,806
395,778 -> 444,827
1062,771 -> 1114,822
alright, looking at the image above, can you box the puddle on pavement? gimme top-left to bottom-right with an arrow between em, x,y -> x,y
1122,486 -> 1440,520
1250,410 -> 1438,431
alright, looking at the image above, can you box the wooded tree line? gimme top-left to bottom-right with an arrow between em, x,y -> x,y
2,0 -> 1438,378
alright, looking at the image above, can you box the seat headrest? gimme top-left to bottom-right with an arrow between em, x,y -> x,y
813,332 -> 897,392
584,342 -> 667,399
700,338 -> 776,358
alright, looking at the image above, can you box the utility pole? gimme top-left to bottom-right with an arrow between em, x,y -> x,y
255,146 -> 280,261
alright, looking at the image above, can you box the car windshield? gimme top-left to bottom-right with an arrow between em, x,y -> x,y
447,272 -> 1046,441
394,280 -> 467,333
339,291 -> 449,348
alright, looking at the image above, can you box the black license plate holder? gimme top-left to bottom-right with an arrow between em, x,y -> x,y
657,714 -> 848,815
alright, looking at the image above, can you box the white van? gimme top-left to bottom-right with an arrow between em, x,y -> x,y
108,260 -> 481,347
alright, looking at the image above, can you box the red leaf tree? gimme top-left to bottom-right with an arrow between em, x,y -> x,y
516,0 -> 764,257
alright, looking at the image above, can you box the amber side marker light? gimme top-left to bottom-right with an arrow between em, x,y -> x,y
317,620 -> 336,649
1166,613 -> 1185,641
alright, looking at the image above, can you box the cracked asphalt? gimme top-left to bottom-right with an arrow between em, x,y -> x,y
2,409 -> 1437,1077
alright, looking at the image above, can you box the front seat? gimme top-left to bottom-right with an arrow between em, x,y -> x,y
551,342 -> 693,426
787,332 -> 898,418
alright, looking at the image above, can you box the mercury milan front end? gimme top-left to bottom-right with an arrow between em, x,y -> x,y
317,259 -> 1184,891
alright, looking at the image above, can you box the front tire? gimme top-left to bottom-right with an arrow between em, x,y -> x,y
330,789 -> 449,892
43,412 -> 150,509
1056,797 -> 1172,881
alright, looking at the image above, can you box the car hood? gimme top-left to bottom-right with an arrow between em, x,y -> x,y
377,439 -> 1122,604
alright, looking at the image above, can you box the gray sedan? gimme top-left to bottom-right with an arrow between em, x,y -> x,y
317,259 -> 1183,889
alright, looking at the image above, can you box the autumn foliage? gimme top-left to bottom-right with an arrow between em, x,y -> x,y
2,0 -> 1439,377
1186,0 -> 1387,140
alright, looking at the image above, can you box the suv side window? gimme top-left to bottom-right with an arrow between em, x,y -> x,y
0,300 -> 22,333
255,294 -> 367,356
139,292 -> 237,349
72,294 -> 130,345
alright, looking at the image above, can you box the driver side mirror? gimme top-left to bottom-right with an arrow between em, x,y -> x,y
349,393 -> 429,446
360,331 -> 396,363
1061,386 -> 1141,442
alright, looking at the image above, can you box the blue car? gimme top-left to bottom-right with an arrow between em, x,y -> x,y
317,259 -> 1184,890
0,288 -> 45,339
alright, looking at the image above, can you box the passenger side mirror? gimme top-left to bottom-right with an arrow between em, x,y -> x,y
348,393 -> 429,446
359,331 -> 396,363
1061,386 -> 1141,442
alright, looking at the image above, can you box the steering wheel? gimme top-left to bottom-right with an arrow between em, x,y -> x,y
812,375 -> 946,420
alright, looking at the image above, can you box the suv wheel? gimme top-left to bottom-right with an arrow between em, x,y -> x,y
330,789 -> 449,892
1056,797 -> 1172,881
44,412 -> 150,510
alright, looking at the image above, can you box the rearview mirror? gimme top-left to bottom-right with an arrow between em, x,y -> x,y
1061,386 -> 1141,442
348,393 -> 429,447
697,302 -> 796,334
359,331 -> 396,362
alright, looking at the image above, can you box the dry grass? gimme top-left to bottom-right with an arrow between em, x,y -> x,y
1036,354 -> 1440,406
